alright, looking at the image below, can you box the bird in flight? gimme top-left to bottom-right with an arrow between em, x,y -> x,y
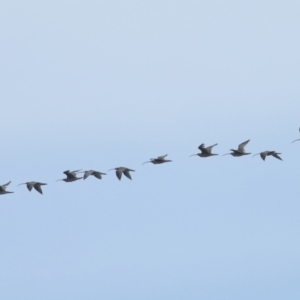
80,170 -> 106,180
17,181 -> 47,195
56,170 -> 83,182
108,167 -> 135,180
223,140 -> 251,157
252,151 -> 282,161
0,181 -> 13,195
189,143 -> 218,158
142,154 -> 172,165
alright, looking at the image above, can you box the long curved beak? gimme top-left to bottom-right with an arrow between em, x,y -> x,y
142,161 -> 151,165
17,183 -> 26,187
252,153 -> 260,157
55,179 -> 63,182
107,169 -> 115,172
222,153 -> 231,156
292,139 -> 300,143
189,154 -> 197,157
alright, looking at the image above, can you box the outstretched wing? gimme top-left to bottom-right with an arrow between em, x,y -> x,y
272,152 -> 282,161
238,140 -> 250,153
27,183 -> 33,191
66,170 -> 81,179
93,172 -> 106,179
260,152 -> 267,161
83,170 -> 93,180
202,143 -> 217,154
0,181 -> 11,191
123,169 -> 133,180
156,154 -> 168,161
34,184 -> 43,195
116,170 -> 123,180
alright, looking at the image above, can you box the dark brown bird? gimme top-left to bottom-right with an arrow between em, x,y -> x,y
189,143 -> 218,158
253,151 -> 282,161
223,140 -> 251,157
142,154 -> 172,165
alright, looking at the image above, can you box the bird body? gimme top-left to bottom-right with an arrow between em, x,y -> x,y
190,143 -> 218,158
56,170 -> 83,182
0,181 -> 13,195
142,154 -> 172,165
81,170 -> 106,180
223,140 -> 251,157
108,167 -> 135,180
253,151 -> 282,161
17,181 -> 47,194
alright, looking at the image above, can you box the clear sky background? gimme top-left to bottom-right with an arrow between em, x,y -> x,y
1,1 -> 300,299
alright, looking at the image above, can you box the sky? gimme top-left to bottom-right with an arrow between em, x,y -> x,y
0,1 -> 300,299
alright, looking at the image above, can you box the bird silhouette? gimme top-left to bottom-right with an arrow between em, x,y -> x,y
253,151 -> 282,161
56,170 -> 83,182
80,170 -> 106,180
223,140 -> 251,157
108,167 -> 135,180
0,181 -> 13,195
189,143 -> 218,158
17,181 -> 47,195
142,154 -> 172,165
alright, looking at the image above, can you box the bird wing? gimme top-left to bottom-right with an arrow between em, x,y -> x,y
93,172 -> 106,179
83,170 -> 93,179
272,152 -> 282,161
27,183 -> 33,191
198,143 -> 205,151
33,184 -> 43,194
123,169 -> 132,180
67,172 -> 78,179
156,154 -> 167,161
116,170 -> 123,180
260,152 -> 267,160
0,181 -> 11,191
2,181 -> 11,189
202,143 -> 217,154
64,170 -> 81,178
238,140 -> 250,152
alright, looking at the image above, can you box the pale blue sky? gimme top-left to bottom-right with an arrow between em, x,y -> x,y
0,1 -> 300,299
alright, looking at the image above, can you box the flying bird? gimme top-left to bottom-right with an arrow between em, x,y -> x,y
0,181 -> 13,195
253,151 -> 282,161
17,181 -> 47,195
142,154 -> 172,165
223,140 -> 251,157
80,170 -> 106,180
56,170 -> 83,182
292,127 -> 300,143
108,167 -> 135,180
189,143 -> 218,158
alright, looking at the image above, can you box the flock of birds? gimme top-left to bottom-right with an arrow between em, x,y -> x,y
1,128 -> 300,196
